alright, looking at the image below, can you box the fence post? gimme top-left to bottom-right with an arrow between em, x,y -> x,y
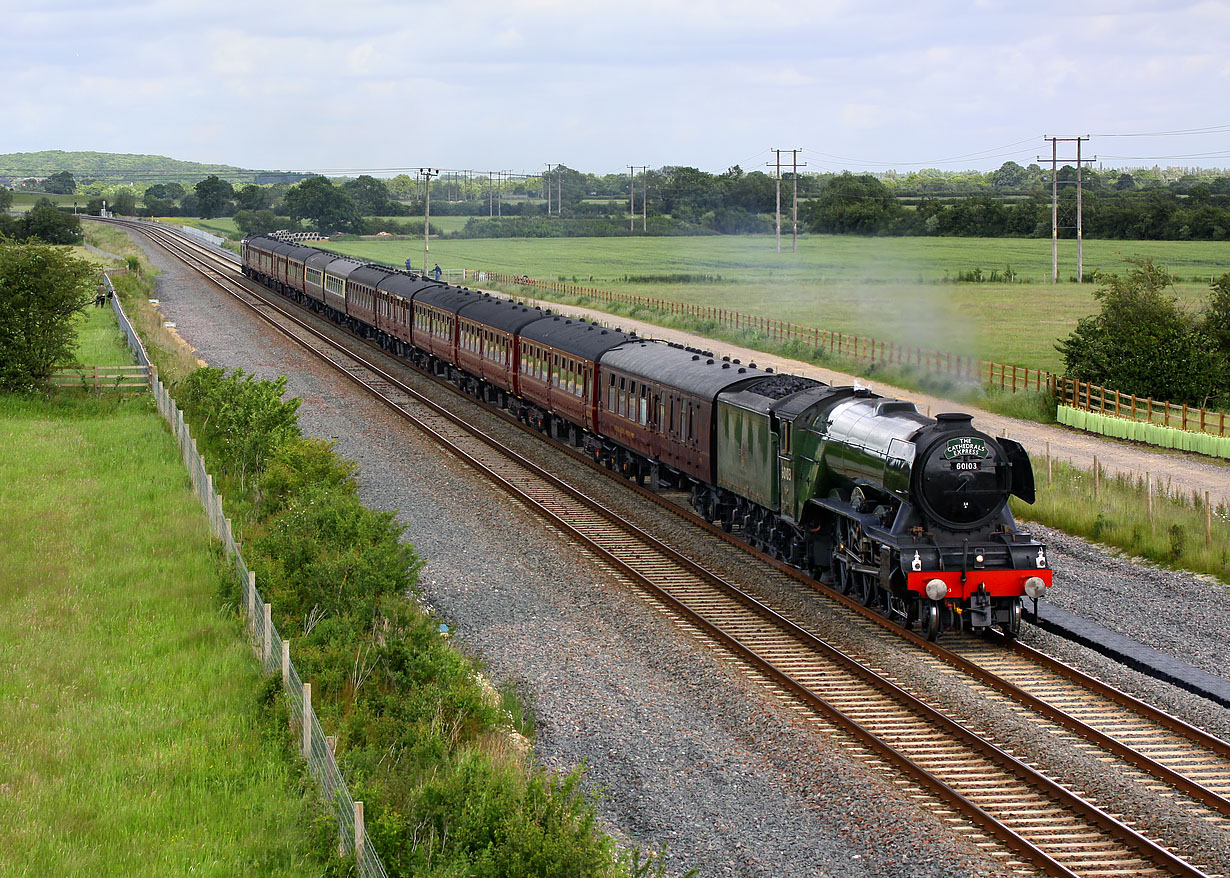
302,682 -> 312,758
263,602 -> 272,667
247,570 -> 256,623
282,639 -> 290,685
354,801 -> 365,864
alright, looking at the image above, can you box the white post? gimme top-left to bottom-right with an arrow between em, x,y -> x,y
282,639 -> 290,685
247,570 -> 256,622
302,682 -> 312,758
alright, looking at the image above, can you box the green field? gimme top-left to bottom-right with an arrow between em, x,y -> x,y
0,389 -> 320,872
320,235 -> 1230,374
8,192 -> 84,212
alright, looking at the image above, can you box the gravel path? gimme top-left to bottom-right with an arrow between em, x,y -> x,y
503,295 -> 1230,509
130,232 -> 1230,877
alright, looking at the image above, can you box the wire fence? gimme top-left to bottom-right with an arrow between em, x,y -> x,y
109,276 -> 388,878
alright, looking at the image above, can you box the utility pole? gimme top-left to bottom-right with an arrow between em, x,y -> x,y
1039,136 -> 1095,283
628,165 -> 636,231
768,149 -> 804,253
557,166 -> 562,215
790,149 -> 805,253
419,167 -> 438,276
629,165 -> 647,231
544,163 -> 553,214
774,149 -> 781,252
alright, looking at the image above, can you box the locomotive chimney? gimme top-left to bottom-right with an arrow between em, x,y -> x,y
934,413 -> 974,430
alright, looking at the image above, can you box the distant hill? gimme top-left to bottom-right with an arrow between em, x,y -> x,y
0,150 -> 307,185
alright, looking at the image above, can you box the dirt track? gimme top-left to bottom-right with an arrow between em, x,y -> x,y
506,294 -> 1230,509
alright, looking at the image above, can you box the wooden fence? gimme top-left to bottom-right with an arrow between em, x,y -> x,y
1056,377 -> 1228,437
459,269 -> 1229,439
50,365 -> 150,392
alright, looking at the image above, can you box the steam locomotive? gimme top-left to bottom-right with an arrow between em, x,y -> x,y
242,234 -> 1052,640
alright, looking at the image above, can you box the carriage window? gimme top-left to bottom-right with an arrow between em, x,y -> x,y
638,386 -> 648,426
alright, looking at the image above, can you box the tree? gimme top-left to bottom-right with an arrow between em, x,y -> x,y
194,175 -> 234,218
20,200 -> 82,244
111,188 -> 137,216
235,184 -> 271,212
0,187 -> 11,212
1056,259 -> 1227,405
282,177 -> 361,234
234,209 -> 282,235
1206,273 -> 1230,361
343,175 -> 391,216
991,161 -> 1028,190
804,172 -> 900,234
43,171 -> 76,195
0,240 -> 97,390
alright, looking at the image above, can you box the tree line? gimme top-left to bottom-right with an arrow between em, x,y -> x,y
7,161 -> 1229,240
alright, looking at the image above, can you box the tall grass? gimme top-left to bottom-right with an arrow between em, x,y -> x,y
0,394 -> 328,876
1017,458 -> 1230,582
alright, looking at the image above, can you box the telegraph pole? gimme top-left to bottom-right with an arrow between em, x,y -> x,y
629,165 -> 647,231
772,149 -> 781,252
419,167 -> 438,276
768,149 -> 804,253
1039,136 -> 1095,283
790,149 -> 805,253
628,166 -> 636,231
544,163 -> 553,214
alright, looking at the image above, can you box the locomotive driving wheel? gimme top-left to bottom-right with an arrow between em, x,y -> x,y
919,600 -> 941,641
832,518 -> 855,596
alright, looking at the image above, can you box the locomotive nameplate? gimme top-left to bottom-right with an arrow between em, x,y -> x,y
944,437 -> 988,460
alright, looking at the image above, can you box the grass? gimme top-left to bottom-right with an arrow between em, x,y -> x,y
1017,458 -> 1230,582
70,305 -> 134,367
8,192 -> 83,212
0,393 -> 324,877
319,234 -> 1229,375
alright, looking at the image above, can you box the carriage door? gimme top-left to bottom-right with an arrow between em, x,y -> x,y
778,418 -> 796,519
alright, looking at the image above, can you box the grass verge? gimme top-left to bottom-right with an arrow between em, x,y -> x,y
0,393 -> 331,876
1016,458 -> 1229,582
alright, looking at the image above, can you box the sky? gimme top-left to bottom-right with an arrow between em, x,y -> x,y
3,0 -> 1229,179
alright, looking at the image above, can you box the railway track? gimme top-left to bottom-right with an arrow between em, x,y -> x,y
107,219 -> 1228,877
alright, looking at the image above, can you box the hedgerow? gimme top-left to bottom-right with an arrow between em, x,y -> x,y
178,367 -> 679,877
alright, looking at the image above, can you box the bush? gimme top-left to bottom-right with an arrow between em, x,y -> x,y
1056,258 -> 1228,406
176,367 -> 301,486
